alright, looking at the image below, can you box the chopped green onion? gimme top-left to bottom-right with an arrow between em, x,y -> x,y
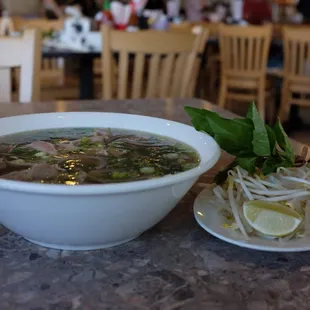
183,163 -> 198,170
35,152 -> 47,157
140,167 -> 155,174
111,172 -> 130,179
164,153 -> 179,160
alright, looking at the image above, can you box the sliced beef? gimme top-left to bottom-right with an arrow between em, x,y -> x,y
1,169 -> 33,182
24,141 -> 57,155
31,164 -> 59,181
0,158 -> 7,171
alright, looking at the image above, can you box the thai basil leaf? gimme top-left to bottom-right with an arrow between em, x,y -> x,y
185,106 -> 254,156
265,124 -> 277,155
246,102 -> 271,157
237,156 -> 258,174
261,155 -> 292,175
273,119 -> 295,164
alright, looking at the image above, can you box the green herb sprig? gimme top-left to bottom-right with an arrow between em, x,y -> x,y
185,102 -> 295,184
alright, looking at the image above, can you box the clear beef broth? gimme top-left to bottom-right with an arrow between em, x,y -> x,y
0,128 -> 200,185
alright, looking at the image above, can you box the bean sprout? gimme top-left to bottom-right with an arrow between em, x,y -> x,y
205,165 -> 310,241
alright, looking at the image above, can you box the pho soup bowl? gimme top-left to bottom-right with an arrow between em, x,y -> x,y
0,112 -> 220,250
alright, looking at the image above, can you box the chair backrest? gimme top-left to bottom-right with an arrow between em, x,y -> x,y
12,17 -> 64,32
12,18 -> 65,85
0,29 -> 41,103
170,21 -> 219,37
283,27 -> 310,83
168,25 -> 211,97
219,24 -> 272,79
101,25 -> 209,100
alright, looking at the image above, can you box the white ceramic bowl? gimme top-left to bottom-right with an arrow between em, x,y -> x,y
0,112 -> 220,250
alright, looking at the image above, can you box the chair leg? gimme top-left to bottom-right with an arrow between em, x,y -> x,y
279,81 -> 291,122
206,47 -> 217,97
209,61 -> 218,95
218,78 -> 227,109
257,86 -> 265,121
266,93 -> 276,125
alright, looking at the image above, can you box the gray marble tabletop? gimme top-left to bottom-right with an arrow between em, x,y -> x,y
1,99 -> 310,310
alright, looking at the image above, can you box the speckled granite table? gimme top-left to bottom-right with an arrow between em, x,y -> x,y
1,99 -> 310,310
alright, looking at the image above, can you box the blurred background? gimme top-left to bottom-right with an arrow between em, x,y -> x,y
1,0 -> 310,144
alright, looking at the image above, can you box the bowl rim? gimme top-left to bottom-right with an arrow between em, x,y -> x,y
0,112 -> 221,195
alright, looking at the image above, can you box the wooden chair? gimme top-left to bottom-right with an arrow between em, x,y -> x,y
170,22 -> 220,99
12,18 -> 66,87
101,25 -> 209,100
12,17 -> 64,33
218,24 -> 273,121
0,29 -> 41,103
280,27 -> 310,121
170,21 -> 218,37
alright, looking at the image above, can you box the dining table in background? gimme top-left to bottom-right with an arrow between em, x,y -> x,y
43,46 -> 100,100
0,98 -> 309,310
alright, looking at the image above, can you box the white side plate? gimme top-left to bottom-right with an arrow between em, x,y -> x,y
194,188 -> 310,252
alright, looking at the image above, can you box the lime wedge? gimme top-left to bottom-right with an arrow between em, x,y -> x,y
243,200 -> 302,237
